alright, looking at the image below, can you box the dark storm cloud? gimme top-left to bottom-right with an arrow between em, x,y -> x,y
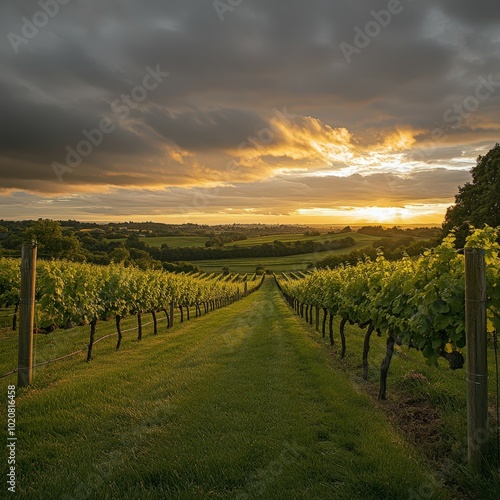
438,0 -> 500,25
0,168 -> 470,221
0,0 -> 498,219
144,107 -> 269,151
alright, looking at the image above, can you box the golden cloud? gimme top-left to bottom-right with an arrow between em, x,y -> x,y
222,112 -> 425,179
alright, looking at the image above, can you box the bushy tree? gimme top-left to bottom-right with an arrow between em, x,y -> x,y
443,143 -> 500,247
25,219 -> 83,260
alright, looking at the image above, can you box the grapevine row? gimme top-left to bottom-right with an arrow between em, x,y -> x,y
0,259 -> 264,361
275,227 -> 500,399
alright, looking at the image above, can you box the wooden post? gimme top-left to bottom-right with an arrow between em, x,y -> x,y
464,248 -> 488,472
18,242 -> 37,387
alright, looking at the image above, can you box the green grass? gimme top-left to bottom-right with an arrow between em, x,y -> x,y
223,231 -> 378,248
112,232 -> 378,250
0,281 -> 449,499
105,232 -> 379,272
110,236 -> 209,248
193,238 -> 376,273
290,304 -> 500,499
0,307 -> 13,329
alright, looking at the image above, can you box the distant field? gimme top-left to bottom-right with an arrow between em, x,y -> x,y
108,232 -> 381,271
112,231 -> 377,250
224,231 -> 376,247
146,236 -> 210,248
111,236 -> 209,248
193,236 -> 377,273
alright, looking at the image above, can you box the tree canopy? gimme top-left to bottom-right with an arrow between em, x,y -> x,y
442,143 -> 500,246
25,219 -> 83,260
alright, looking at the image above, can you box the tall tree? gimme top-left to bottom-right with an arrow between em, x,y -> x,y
25,219 -> 83,260
443,143 -> 500,246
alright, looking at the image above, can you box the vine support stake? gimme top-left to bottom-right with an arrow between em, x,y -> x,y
18,241 -> 37,388
464,247 -> 488,473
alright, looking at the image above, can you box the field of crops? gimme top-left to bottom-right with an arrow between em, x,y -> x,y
1,229 -> 499,498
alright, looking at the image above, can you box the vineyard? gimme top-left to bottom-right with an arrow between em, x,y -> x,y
275,226 -> 500,399
1,232 -> 500,497
0,259 -> 264,366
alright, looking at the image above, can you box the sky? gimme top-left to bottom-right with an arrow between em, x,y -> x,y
1,0 -> 499,225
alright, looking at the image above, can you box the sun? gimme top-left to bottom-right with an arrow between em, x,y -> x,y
356,206 -> 407,223
295,203 -> 448,224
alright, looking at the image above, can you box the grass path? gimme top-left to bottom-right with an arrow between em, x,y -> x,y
8,280 -> 448,499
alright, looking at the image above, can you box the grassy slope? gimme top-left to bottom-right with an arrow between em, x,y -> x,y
292,307 -> 500,499
223,231 -> 378,248
110,236 -> 209,248
108,233 -> 378,272
193,233 -> 378,273
112,232 -> 377,250
1,281 -> 447,499
191,248 -> 350,273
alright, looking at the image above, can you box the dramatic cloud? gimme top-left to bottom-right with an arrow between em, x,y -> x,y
0,0 -> 499,223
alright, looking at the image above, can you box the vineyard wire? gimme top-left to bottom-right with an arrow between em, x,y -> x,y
0,319 -> 158,379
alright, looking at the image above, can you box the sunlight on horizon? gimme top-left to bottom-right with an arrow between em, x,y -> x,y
295,204 -> 450,225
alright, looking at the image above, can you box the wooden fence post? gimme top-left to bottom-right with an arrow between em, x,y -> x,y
18,242 -> 37,387
464,247 -> 488,472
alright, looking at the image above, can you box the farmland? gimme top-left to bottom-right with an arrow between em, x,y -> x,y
192,241 -> 372,273
186,232 -> 379,272
113,230 -> 377,249
0,280 -> 453,498
1,234 -> 500,497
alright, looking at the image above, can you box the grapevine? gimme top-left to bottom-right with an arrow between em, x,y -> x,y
276,227 -> 500,398
0,259 -> 264,361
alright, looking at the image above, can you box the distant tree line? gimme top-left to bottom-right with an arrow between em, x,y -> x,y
357,225 -> 440,238
153,236 -> 356,261
315,236 -> 440,269
0,219 -> 356,269
0,218 -> 443,272
204,231 -> 248,247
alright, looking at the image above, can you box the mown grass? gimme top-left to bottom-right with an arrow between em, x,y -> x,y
285,299 -> 500,499
0,306 -> 173,378
0,280 -> 449,499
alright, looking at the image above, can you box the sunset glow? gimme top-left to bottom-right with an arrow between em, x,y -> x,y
1,2 -> 498,225
296,204 -> 450,225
